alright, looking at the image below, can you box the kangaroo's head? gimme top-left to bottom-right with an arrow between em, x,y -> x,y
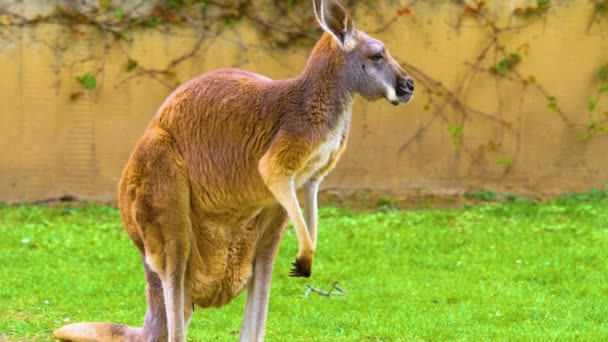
313,0 -> 414,105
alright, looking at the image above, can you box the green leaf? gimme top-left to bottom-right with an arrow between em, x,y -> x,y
495,59 -> 509,73
114,8 -> 124,20
548,102 -> 558,112
75,73 -> 97,90
492,54 -> 520,74
127,59 -> 138,72
448,126 -> 464,137
579,132 -> 592,141
147,17 -> 159,27
119,29 -> 131,40
448,126 -> 463,148
165,0 -> 182,9
223,18 -> 236,28
600,84 -> 608,92
537,0 -> 550,7
498,157 -> 513,167
588,99 -> 598,112
600,66 -> 608,81
508,53 -> 522,65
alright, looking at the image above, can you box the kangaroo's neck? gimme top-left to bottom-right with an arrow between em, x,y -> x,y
295,33 -> 353,122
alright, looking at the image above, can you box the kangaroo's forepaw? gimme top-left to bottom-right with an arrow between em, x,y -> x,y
289,256 -> 312,277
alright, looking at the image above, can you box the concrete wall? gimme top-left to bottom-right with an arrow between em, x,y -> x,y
1,0 -> 607,202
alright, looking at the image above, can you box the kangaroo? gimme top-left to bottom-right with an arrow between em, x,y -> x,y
54,0 -> 414,341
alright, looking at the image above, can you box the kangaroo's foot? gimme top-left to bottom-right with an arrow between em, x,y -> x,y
289,255 -> 313,277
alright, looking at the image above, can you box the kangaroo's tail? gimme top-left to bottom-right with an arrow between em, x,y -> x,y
53,322 -> 143,342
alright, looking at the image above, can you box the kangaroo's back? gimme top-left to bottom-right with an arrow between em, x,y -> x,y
147,68 -> 307,210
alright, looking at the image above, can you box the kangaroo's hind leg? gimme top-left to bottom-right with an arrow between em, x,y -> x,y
135,169 -> 191,342
120,127 -> 193,342
240,204 -> 289,342
141,261 -> 194,342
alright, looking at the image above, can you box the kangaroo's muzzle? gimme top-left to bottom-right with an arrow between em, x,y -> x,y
394,77 -> 414,105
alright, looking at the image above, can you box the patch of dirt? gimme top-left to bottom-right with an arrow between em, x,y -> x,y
318,189 -> 466,211
13,188 -> 543,212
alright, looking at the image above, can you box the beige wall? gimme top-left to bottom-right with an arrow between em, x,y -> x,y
1,1 -> 607,202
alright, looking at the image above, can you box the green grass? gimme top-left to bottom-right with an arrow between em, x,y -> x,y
1,192 -> 608,341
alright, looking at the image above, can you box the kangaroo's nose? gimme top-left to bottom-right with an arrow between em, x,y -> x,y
396,77 -> 414,97
405,78 -> 414,92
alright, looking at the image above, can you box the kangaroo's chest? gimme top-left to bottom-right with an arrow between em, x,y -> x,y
295,114 -> 349,188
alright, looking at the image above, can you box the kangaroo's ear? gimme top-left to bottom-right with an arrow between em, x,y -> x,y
313,0 -> 356,51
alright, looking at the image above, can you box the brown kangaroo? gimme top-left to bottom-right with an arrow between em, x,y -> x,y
54,0 -> 414,341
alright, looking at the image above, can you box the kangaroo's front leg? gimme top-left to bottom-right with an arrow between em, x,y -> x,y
259,141 -> 315,277
303,127 -> 350,252
303,179 -> 320,249
263,175 -> 314,277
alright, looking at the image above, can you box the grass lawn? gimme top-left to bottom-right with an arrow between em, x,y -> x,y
1,191 -> 608,341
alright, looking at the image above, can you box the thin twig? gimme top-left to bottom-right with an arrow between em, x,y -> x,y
305,282 -> 344,298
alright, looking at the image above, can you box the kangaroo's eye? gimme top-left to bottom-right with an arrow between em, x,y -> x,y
370,53 -> 384,62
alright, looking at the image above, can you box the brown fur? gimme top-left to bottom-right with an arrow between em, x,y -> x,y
54,1 -> 413,341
